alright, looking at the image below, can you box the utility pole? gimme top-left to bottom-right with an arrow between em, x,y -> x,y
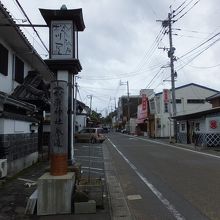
120,80 -> 130,132
73,80 -> 78,144
161,11 -> 177,141
87,95 -> 93,116
110,97 -> 117,110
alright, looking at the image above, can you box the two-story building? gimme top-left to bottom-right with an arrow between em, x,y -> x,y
173,91 -> 220,147
117,95 -> 142,132
0,3 -> 54,176
148,83 -> 218,139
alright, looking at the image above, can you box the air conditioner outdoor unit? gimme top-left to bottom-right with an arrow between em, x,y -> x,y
0,159 -> 7,178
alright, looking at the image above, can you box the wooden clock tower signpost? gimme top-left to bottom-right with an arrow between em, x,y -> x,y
37,5 -> 85,215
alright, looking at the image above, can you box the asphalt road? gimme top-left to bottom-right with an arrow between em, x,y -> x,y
106,132 -> 220,220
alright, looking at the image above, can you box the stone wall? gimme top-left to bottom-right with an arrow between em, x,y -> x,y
0,133 -> 38,176
0,133 -> 38,161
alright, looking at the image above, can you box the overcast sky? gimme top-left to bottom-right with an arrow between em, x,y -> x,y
2,0 -> 220,116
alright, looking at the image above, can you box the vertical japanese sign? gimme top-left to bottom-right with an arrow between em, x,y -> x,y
137,94 -> 149,124
163,89 -> 170,113
163,89 -> 169,103
142,94 -> 147,111
50,80 -> 68,154
51,20 -> 73,59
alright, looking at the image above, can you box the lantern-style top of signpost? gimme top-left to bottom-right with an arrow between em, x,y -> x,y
39,5 -> 85,73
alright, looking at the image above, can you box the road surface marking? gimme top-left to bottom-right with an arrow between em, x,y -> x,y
81,145 -> 102,149
75,156 -> 102,159
82,166 -> 103,171
127,195 -> 142,200
136,137 -> 220,159
108,138 -> 185,220
128,137 -> 137,140
82,170 -> 104,175
18,178 -> 36,183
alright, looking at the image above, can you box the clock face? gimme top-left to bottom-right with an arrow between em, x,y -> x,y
51,21 -> 73,59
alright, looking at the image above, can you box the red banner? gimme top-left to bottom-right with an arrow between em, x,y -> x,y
142,94 -> 147,111
163,89 -> 169,103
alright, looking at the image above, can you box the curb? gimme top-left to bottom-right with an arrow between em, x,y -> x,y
103,142 -> 132,220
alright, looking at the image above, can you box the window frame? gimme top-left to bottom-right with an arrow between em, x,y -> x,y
14,56 -> 24,84
187,99 -> 205,104
181,123 -> 186,131
0,43 -> 9,76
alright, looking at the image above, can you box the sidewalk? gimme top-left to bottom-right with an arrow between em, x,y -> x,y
0,141 -> 131,220
131,134 -> 220,157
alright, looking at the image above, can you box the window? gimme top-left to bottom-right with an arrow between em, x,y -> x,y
164,103 -> 169,113
181,123 -> 185,131
187,99 -> 205,104
14,56 -> 24,84
170,99 -> 182,104
0,43 -> 8,76
80,129 -> 90,133
195,122 -> 200,131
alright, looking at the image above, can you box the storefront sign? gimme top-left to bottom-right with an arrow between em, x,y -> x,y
210,120 -> 217,129
142,94 -> 147,111
137,100 -> 148,124
207,117 -> 220,132
163,89 -> 169,103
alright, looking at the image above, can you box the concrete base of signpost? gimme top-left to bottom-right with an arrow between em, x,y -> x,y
74,200 -> 96,214
37,172 -> 75,215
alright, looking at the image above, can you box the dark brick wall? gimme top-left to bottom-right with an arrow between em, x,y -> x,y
0,133 -> 38,161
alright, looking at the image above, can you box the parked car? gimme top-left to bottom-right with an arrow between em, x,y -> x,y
102,127 -> 109,133
121,129 -> 128,134
74,128 -> 106,143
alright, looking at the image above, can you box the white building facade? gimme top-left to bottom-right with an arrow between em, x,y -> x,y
0,3 -> 53,176
149,83 -> 218,138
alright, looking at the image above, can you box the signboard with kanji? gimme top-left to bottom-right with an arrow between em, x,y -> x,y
50,80 -> 68,154
163,89 -> 169,103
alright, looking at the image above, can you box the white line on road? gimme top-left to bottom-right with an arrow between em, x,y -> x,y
82,166 -> 104,171
135,137 -> 220,160
127,194 -> 142,200
75,156 -> 102,159
108,138 -> 185,220
17,178 -> 36,183
81,145 -> 103,149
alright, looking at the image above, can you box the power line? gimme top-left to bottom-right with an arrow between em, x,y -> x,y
172,0 -> 196,18
175,34 -> 207,40
187,63 -> 220,69
179,29 -> 213,35
145,68 -> 164,89
8,1 -> 47,56
174,0 -> 200,22
178,32 -> 220,59
80,85 -> 124,91
176,37 -> 220,71
79,63 -> 165,81
172,1 -> 186,13
14,0 -> 49,53
135,26 -> 167,72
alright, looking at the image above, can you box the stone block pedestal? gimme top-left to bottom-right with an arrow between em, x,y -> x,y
37,172 -> 75,215
74,200 -> 96,214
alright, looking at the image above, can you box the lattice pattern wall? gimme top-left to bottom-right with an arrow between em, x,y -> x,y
177,132 -> 220,147
194,133 -> 220,147
177,132 -> 187,144
0,133 -> 38,160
